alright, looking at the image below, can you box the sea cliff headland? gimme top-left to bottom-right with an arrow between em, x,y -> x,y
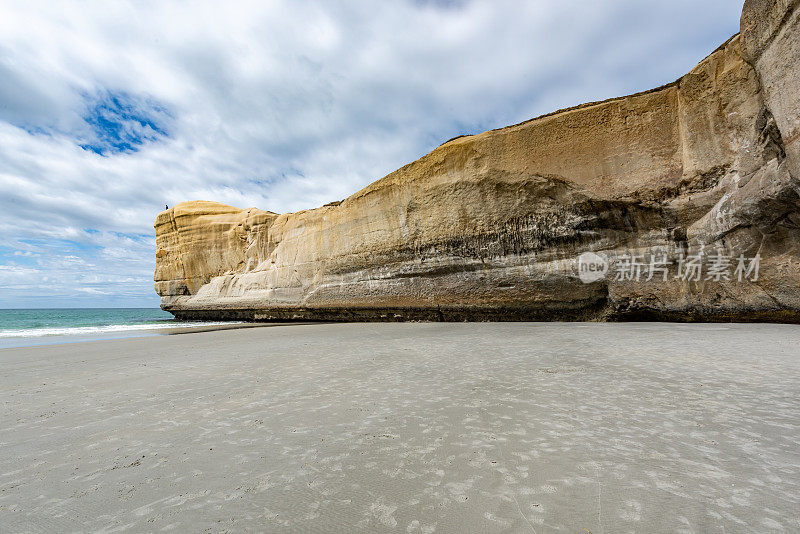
155,0 -> 800,322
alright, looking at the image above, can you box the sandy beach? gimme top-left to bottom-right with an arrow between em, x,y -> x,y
1,322 -> 799,532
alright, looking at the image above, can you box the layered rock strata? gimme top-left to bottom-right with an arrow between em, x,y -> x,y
155,0 -> 800,322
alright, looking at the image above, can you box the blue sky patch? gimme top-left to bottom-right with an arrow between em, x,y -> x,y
79,90 -> 172,155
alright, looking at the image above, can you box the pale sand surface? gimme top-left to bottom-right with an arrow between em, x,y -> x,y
1,322 -> 799,533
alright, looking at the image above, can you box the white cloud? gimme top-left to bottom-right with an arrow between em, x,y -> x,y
0,0 -> 742,307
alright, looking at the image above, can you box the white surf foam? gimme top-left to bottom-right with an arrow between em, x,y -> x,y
0,321 -> 242,339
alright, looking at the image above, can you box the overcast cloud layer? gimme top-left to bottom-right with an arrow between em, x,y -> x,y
0,0 -> 742,307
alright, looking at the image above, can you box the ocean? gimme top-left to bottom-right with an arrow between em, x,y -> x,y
0,308 -> 238,348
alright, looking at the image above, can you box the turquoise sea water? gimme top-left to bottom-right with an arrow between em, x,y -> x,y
0,308 -> 237,348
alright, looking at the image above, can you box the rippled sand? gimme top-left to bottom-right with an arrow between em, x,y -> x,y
1,322 -> 799,532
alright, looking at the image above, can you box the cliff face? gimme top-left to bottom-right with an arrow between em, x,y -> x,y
155,0 -> 800,322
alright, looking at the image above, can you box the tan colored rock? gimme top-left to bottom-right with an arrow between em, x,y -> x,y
742,0 -> 800,176
155,0 -> 800,322
154,202 -> 277,297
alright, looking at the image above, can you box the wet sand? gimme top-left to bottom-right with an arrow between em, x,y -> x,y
0,322 -> 277,350
1,322 -> 799,532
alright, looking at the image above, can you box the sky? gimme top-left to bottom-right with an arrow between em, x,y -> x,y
0,0 -> 743,308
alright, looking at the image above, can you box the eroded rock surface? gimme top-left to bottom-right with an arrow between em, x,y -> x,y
155,0 -> 800,322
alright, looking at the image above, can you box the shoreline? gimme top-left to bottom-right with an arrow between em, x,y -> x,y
0,321 -> 286,349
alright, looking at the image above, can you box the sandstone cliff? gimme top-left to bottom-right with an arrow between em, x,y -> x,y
155,0 -> 800,322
